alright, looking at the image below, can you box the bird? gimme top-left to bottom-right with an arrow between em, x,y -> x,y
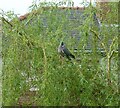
58,42 -> 75,60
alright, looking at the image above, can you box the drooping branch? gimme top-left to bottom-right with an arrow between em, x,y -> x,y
2,17 -> 13,27
90,29 -> 117,85
90,29 -> 107,53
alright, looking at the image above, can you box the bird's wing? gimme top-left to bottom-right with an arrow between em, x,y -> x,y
62,46 -> 72,55
63,46 -> 75,59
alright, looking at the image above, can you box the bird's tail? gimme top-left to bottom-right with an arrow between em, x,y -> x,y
70,54 -> 75,59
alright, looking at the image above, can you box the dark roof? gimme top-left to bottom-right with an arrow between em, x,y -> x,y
18,6 -> 115,54
18,7 -> 85,21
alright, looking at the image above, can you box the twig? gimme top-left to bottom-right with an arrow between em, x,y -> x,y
109,36 -> 117,57
41,43 -> 47,73
2,17 -> 13,27
107,36 -> 117,85
90,29 -> 107,53
90,29 -> 117,85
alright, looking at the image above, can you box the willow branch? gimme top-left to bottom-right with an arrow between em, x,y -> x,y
109,36 -> 117,58
90,29 -> 107,53
41,43 -> 47,73
2,17 -> 13,27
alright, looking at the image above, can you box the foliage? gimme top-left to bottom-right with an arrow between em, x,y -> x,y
2,1 -> 118,106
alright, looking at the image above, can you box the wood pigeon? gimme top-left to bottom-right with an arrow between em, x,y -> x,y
58,42 -> 75,60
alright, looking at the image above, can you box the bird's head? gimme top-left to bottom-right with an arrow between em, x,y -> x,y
61,42 -> 64,46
